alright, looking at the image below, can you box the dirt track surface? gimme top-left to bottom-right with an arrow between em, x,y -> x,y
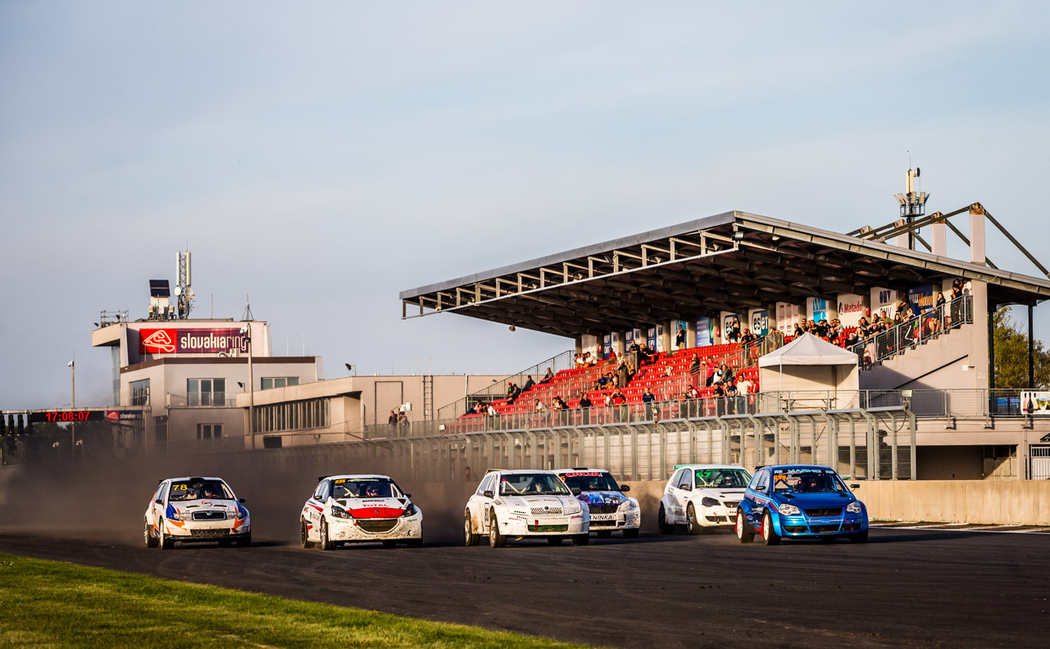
1,527 -> 1047,649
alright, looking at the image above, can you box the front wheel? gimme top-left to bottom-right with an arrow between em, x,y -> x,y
547,536 -> 564,546
407,538 -> 423,548
762,512 -> 781,546
623,528 -> 640,539
572,534 -> 589,546
851,530 -> 869,544
464,512 -> 480,546
144,519 -> 158,548
736,511 -> 754,543
686,504 -> 703,536
488,512 -> 506,548
159,521 -> 174,550
236,533 -> 251,548
658,505 -> 673,534
300,518 -> 315,549
319,518 -> 334,551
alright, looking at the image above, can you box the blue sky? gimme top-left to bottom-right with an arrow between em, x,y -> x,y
2,1 -> 1049,408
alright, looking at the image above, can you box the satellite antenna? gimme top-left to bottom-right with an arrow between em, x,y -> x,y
242,294 -> 255,321
175,249 -> 194,319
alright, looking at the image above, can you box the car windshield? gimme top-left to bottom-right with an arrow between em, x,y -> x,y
169,479 -> 233,502
771,469 -> 847,494
559,471 -> 621,492
500,473 -> 571,496
332,479 -> 396,499
694,468 -> 751,488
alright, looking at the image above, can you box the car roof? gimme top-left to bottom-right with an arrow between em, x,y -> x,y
486,469 -> 559,475
762,464 -> 836,471
320,474 -> 393,482
554,467 -> 611,473
673,464 -> 748,471
162,476 -> 227,482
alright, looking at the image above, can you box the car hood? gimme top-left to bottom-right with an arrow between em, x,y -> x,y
774,492 -> 857,509
501,495 -> 578,511
335,497 -> 409,519
694,487 -> 747,501
168,499 -> 242,517
577,490 -> 632,507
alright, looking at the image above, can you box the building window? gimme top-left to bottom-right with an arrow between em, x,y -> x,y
251,397 -> 329,434
261,377 -> 300,390
131,379 -> 150,406
187,378 -> 226,406
196,424 -> 223,440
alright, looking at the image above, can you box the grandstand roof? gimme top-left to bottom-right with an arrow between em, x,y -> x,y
400,210 -> 1050,338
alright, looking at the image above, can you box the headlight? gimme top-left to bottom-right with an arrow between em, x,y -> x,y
331,504 -> 352,519
778,503 -> 801,516
700,497 -> 720,507
619,499 -> 638,510
236,504 -> 249,519
401,503 -> 417,517
168,510 -> 181,521
565,501 -> 581,514
846,501 -> 863,514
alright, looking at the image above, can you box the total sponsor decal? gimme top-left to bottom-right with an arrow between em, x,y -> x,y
140,328 -> 248,355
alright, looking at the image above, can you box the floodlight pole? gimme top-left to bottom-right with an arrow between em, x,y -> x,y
69,360 -> 76,459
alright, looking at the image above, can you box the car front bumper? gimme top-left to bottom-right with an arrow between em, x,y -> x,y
163,518 -> 250,540
326,515 -> 423,542
498,513 -> 587,537
775,515 -> 868,537
588,509 -> 641,531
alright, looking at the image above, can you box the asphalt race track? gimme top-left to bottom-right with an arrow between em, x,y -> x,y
1,527 -> 1047,649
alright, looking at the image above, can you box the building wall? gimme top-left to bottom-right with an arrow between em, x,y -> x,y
859,322 -> 983,391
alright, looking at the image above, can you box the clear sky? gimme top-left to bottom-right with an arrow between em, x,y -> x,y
2,1 -> 1049,409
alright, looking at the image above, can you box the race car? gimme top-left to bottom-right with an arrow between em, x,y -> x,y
555,468 -> 640,538
144,476 -> 251,549
300,474 -> 423,549
658,464 -> 751,534
464,469 -> 589,547
736,464 -> 868,545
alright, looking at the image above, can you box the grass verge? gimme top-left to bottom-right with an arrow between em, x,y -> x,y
0,552 -> 593,649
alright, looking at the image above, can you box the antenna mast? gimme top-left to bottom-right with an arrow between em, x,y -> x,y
175,250 -> 194,319
893,165 -> 930,251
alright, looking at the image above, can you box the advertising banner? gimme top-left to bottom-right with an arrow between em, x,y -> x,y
748,309 -> 769,337
870,288 -> 898,319
696,317 -> 713,347
907,284 -> 934,315
647,326 -> 658,352
775,303 -> 799,335
603,333 -> 612,359
672,320 -> 689,349
1021,391 -> 1050,415
720,312 -> 742,343
139,328 -> 248,355
806,298 -> 839,324
836,293 -> 869,328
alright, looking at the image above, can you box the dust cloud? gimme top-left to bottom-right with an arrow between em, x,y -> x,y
0,444 -> 476,546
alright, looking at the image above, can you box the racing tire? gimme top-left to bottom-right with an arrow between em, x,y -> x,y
464,512 -> 480,546
144,519 -> 158,548
218,540 -> 233,547
488,512 -> 506,548
236,533 -> 251,548
850,530 -> 869,544
407,539 -> 423,548
657,505 -> 673,534
159,521 -> 174,550
596,530 -> 612,539
382,540 -> 397,548
623,528 -> 640,539
686,504 -> 703,536
572,534 -> 590,546
547,536 -> 564,545
300,518 -> 315,549
761,512 -> 781,546
736,511 -> 754,543
319,518 -> 334,551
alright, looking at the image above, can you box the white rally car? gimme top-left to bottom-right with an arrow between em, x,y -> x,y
464,469 -> 589,547
658,464 -> 752,534
144,476 -> 251,549
300,474 -> 423,550
555,468 -> 641,538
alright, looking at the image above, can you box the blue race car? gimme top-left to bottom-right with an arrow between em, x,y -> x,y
735,465 -> 868,545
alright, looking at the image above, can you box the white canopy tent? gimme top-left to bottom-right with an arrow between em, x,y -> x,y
758,333 -> 859,408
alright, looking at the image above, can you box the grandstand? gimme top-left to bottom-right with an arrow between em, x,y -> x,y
402,205 -> 1050,481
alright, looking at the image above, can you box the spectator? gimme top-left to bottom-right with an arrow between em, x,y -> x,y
611,388 -> 627,422
642,387 -> 656,420
540,367 -> 554,384
935,292 -> 946,309
793,322 -> 804,338
726,316 -> 741,343
579,392 -> 593,425
740,328 -> 756,345
617,360 -> 630,388
522,375 -> 535,392
725,381 -> 739,414
388,410 -> 398,426
689,353 -> 701,377
676,325 -> 687,350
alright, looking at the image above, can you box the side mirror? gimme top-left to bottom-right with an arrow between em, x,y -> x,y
405,493 -> 412,499
679,484 -> 692,491
238,498 -> 246,504
849,484 -> 860,490
619,484 -> 631,493
571,487 -> 582,496
155,499 -> 163,505
483,490 -> 494,499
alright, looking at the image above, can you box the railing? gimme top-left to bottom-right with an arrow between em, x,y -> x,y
435,349 -> 575,420
166,393 -> 240,408
849,295 -> 973,368
363,387 -> 1033,439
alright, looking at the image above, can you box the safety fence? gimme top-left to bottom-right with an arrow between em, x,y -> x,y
849,295 -> 973,367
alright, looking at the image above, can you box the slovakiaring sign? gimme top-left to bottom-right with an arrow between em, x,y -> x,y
139,328 -> 248,355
